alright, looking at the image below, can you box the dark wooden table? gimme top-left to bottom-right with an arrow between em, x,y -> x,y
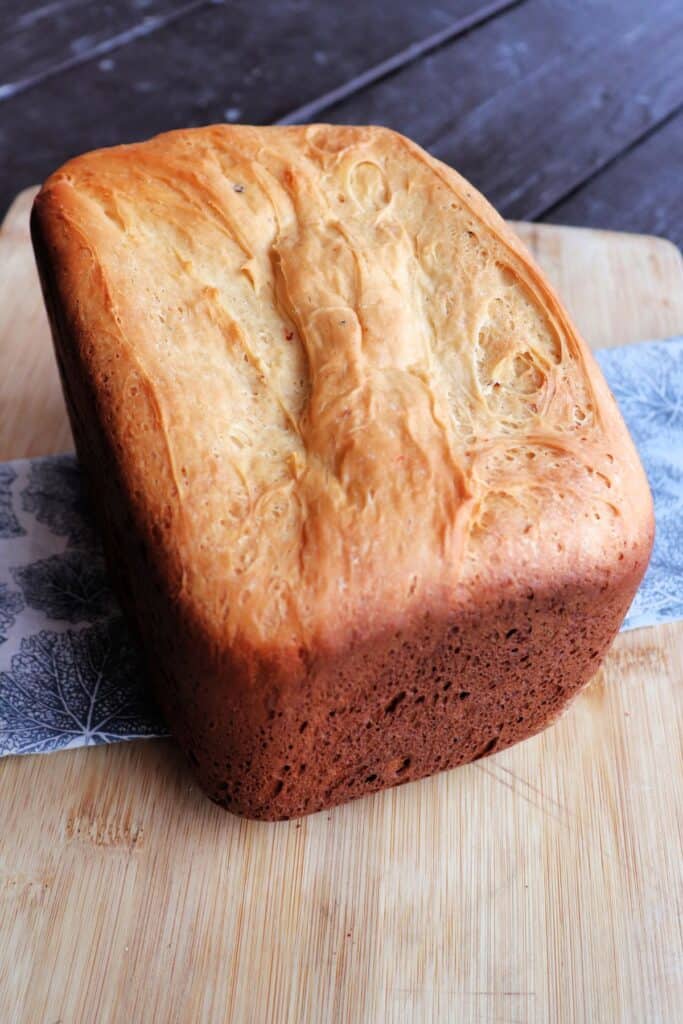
2,0 -> 682,248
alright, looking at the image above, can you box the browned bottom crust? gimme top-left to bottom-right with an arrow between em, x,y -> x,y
162,574 -> 634,820
81,409 -> 641,821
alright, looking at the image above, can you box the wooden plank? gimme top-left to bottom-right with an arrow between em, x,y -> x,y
0,189 -> 682,1021
275,0 -> 523,126
0,0 -> 493,215
1,1 -> 203,93
542,111 -> 683,252
3,2 -> 680,241
323,0 -> 683,222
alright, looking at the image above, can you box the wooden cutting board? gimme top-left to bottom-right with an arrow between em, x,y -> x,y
1,188 -> 681,1024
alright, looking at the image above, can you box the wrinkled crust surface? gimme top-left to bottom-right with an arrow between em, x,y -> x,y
32,124 -> 652,656
32,125 -> 654,817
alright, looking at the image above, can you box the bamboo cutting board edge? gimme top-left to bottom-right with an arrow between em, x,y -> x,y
0,187 -> 681,1024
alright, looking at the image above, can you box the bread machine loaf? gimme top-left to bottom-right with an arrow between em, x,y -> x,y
31,124 -> 653,819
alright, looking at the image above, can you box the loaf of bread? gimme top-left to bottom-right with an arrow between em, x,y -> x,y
31,125 -> 653,819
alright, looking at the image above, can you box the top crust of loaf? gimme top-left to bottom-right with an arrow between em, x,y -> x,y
32,124 -> 653,657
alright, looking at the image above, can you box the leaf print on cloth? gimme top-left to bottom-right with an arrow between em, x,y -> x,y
642,458 -> 683,512
0,584 -> 24,644
596,337 -> 683,632
12,551 -> 118,624
0,617 -> 167,755
599,338 -> 683,440
624,503 -> 683,629
0,464 -> 24,538
21,454 -> 97,548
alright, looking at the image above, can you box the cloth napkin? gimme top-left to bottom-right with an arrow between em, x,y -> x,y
1,337 -> 682,757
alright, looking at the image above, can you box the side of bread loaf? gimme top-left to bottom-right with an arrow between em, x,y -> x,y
31,125 -> 653,818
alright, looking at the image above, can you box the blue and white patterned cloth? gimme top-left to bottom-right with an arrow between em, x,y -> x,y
0,459 -> 169,753
596,339 -> 683,630
1,337 -> 682,756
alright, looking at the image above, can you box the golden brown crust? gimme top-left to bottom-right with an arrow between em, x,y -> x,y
31,125 -> 653,818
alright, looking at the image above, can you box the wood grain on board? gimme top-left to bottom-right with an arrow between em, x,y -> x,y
0,187 -> 681,1022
